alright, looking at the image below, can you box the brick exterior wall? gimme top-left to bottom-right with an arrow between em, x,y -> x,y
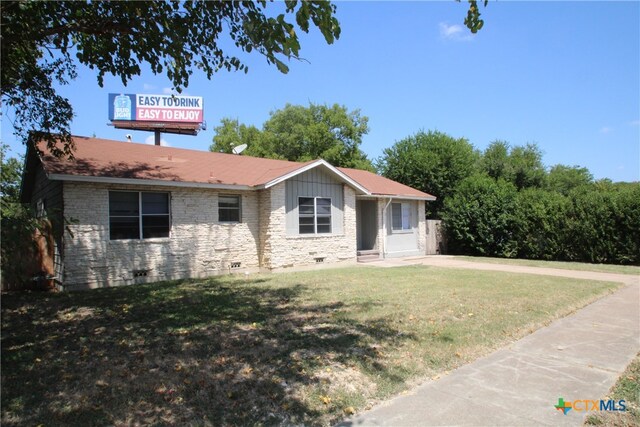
62,180 -> 359,289
62,182 -> 261,289
417,200 -> 427,254
258,182 -> 357,270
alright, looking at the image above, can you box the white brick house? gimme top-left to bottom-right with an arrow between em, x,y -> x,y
21,136 -> 435,290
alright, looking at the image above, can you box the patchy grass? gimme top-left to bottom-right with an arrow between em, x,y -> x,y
1,266 -> 618,426
585,354 -> 640,427
458,256 -> 640,275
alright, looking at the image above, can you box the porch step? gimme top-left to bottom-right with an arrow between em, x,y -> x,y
357,250 -> 380,263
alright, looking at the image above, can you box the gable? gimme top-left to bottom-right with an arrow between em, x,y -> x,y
285,168 -> 344,235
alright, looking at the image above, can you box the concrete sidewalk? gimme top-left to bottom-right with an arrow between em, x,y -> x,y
343,257 -> 639,426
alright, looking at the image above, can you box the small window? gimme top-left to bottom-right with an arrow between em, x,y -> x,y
299,197 -> 331,234
219,195 -> 241,222
109,191 -> 170,240
391,202 -> 411,231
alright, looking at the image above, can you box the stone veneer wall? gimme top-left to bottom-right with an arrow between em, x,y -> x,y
417,200 -> 427,254
62,182 -> 260,289
258,182 -> 357,270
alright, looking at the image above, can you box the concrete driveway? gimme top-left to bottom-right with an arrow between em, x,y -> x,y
343,256 -> 639,426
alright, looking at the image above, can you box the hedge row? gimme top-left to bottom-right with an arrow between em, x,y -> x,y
442,176 -> 640,265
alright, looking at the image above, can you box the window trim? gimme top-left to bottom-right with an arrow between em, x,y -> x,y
298,196 -> 332,235
218,194 -> 242,223
109,190 -> 171,240
391,202 -> 412,233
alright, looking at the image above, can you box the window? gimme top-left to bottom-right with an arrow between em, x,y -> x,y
299,197 -> 331,234
391,202 -> 411,231
109,191 -> 170,240
219,195 -> 241,222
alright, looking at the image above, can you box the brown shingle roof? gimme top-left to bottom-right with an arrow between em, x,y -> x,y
35,136 -> 435,199
38,136 -> 311,187
339,167 -> 435,200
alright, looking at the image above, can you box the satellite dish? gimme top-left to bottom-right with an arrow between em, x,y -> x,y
232,143 -> 247,155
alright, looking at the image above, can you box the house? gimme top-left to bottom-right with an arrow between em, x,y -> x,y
21,136 -> 435,290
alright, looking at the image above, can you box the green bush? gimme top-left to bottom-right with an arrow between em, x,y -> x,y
513,188 -> 568,260
442,175 -> 518,257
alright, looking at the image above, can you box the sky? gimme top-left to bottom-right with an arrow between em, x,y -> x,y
2,1 -> 639,182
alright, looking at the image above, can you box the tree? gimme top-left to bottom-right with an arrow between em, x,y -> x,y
377,130 -> 478,218
1,147 -> 40,287
546,164 -> 593,195
479,141 -> 546,190
1,0 -> 341,156
210,118 -> 263,155
508,143 -> 546,190
480,140 -> 510,181
210,103 -> 374,171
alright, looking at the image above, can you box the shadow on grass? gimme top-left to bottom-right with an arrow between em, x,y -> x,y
2,276 -> 411,426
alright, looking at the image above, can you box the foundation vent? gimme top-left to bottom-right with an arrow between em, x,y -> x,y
230,262 -> 242,269
314,257 -> 325,264
133,269 -> 149,278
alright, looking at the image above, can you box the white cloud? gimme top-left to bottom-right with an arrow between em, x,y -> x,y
599,126 -> 613,134
162,87 -> 190,96
143,83 -> 157,91
144,135 -> 170,146
629,119 -> 640,126
439,23 -> 473,41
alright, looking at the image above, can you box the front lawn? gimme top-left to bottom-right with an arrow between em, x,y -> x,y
458,256 -> 640,275
1,266 -> 618,426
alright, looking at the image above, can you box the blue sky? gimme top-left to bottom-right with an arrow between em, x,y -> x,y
2,1 -> 639,182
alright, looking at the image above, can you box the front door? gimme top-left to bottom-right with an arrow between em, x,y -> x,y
356,200 -> 378,251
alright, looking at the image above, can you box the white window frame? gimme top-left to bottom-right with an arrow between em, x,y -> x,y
218,194 -> 242,223
391,202 -> 412,232
109,191 -> 171,240
298,196 -> 332,235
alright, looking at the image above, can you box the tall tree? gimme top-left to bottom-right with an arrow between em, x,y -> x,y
546,164 -> 593,195
508,143 -> 546,190
480,140 -> 510,181
210,103 -> 374,171
1,0 -> 341,156
377,130 -> 478,218
480,141 -> 546,190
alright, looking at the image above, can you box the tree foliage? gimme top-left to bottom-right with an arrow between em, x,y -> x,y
441,175 -> 518,257
1,147 -> 40,287
377,130 -> 478,218
546,164 -> 593,195
1,0 -> 341,155
210,103 -> 374,170
442,176 -> 640,265
480,141 -> 546,190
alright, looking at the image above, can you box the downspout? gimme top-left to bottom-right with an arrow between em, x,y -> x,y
382,197 -> 393,259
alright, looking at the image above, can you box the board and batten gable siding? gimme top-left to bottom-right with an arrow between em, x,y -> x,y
284,167 -> 344,235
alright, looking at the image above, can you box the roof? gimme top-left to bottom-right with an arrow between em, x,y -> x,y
339,167 -> 436,200
27,135 -> 435,200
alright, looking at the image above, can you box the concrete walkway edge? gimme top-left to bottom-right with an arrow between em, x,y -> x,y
341,257 -> 640,426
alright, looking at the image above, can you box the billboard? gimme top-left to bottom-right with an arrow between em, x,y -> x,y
109,93 -> 204,123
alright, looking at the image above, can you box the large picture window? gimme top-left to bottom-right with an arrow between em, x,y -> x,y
109,191 -> 170,240
391,202 -> 411,231
218,195 -> 241,222
299,197 -> 332,234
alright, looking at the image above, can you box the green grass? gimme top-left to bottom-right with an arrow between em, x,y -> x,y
585,354 -> 640,426
1,266 -> 619,426
458,256 -> 640,275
